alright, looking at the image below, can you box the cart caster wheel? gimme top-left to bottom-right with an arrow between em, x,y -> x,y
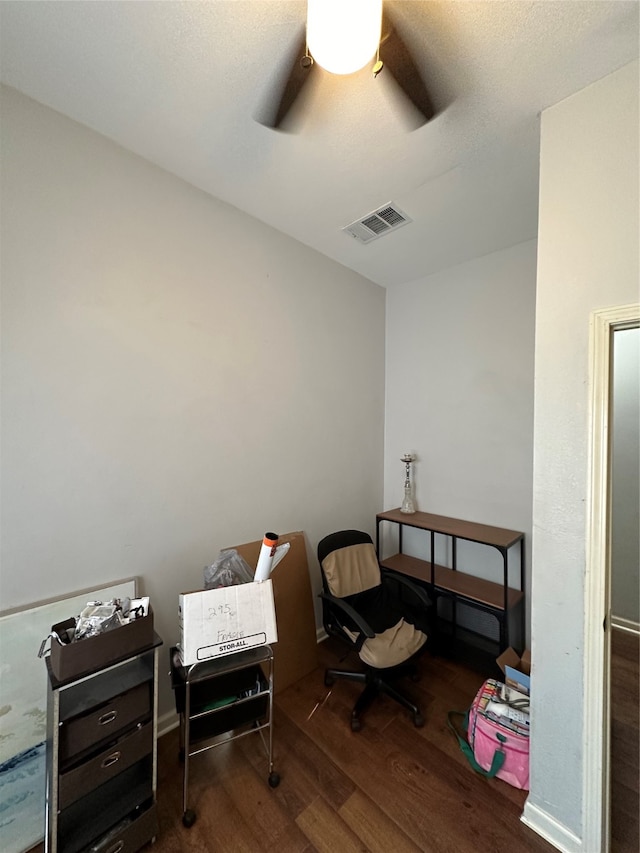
182,809 -> 196,828
350,717 -> 362,732
268,772 -> 280,788
413,713 -> 425,728
324,672 -> 335,687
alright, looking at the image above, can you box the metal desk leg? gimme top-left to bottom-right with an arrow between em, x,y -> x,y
267,655 -> 279,788
182,675 -> 196,827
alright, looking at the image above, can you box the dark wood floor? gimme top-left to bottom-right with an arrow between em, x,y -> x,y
610,627 -> 640,853
154,638 -> 554,853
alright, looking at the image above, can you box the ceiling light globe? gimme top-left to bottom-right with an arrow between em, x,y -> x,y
307,0 -> 383,76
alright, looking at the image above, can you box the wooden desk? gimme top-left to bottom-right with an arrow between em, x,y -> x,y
376,509 -> 525,651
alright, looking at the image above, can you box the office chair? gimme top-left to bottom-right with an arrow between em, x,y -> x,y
317,529 -> 431,731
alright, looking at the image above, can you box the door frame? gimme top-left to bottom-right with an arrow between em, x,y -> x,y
583,302 -> 640,853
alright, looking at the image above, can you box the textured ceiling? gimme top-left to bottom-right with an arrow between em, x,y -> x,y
1,1 -> 638,287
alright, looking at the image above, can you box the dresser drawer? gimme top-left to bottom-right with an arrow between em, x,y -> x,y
60,682 -> 150,764
90,803 -> 158,853
58,759 -> 153,853
58,722 -> 152,809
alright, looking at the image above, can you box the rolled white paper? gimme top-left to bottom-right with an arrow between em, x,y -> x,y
270,542 -> 290,573
254,532 -> 278,582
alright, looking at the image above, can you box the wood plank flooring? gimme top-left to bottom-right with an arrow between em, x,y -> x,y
610,627 -> 640,853
154,638 -> 554,853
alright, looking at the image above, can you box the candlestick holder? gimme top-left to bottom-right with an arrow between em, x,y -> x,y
400,453 -> 416,514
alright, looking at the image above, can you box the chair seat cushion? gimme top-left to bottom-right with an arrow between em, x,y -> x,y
359,619 -> 427,669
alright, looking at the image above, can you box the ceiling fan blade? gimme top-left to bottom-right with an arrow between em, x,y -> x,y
379,12 -> 434,124
258,30 -> 314,129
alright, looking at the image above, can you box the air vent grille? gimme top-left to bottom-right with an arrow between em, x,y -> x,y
342,203 -> 412,244
377,206 -> 406,227
361,214 -> 390,235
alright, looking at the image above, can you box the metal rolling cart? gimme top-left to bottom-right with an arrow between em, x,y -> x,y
44,633 -> 163,853
169,644 -> 280,828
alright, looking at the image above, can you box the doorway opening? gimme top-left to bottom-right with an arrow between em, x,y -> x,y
584,304 -> 639,853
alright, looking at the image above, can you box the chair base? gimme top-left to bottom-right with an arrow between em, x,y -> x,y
324,665 -> 425,731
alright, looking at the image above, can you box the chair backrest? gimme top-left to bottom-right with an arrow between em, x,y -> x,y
317,530 -> 381,598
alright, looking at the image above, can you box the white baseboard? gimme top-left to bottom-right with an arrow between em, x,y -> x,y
611,615 -> 640,635
158,709 -> 179,739
521,801 -> 583,853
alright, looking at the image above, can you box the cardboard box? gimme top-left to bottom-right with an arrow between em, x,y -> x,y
233,531 -> 317,694
497,647 -> 531,695
50,607 -> 155,683
178,579 -> 277,666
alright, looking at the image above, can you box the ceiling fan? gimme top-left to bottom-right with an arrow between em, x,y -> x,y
259,0 -> 434,130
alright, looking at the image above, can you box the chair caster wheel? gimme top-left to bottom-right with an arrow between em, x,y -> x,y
324,672 -> 335,687
413,713 -> 425,728
268,771 -> 280,788
182,809 -> 196,828
351,717 -> 362,732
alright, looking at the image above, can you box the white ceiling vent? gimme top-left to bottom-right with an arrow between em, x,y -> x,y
342,203 -> 413,244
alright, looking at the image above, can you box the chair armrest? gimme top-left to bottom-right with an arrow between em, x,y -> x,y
319,592 -> 376,639
381,568 -> 432,609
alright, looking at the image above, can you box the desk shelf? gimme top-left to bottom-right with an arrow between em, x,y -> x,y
376,509 -> 525,651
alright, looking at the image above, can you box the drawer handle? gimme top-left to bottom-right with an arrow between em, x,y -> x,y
98,710 -> 118,726
105,842 -> 124,853
101,750 -> 121,769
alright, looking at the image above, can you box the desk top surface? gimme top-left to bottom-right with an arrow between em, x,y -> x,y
377,508 -> 524,549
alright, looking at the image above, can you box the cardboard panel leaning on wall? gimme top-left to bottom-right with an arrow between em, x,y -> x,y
233,531 -> 318,693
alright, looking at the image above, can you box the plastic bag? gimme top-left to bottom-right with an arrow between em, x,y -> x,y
74,604 -> 125,640
204,548 -> 253,589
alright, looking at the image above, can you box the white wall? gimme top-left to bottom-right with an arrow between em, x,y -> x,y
384,240 -> 537,640
0,86 -> 386,717
526,59 -> 639,847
